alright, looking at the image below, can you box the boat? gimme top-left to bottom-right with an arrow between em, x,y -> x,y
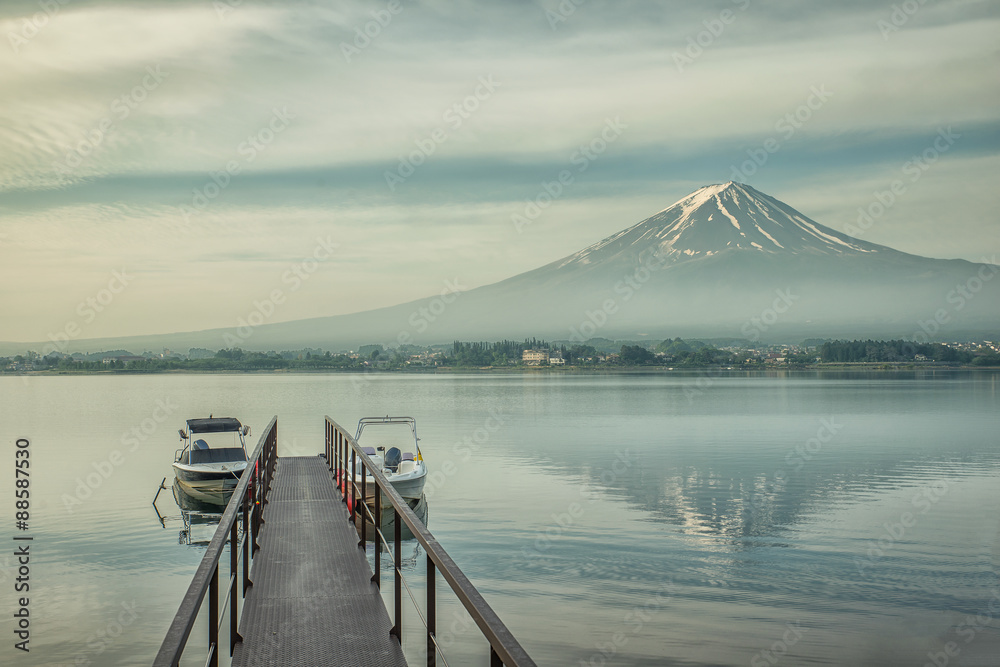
353,416 -> 427,500
172,417 -> 251,496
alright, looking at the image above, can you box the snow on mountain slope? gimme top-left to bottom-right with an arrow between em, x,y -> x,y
556,182 -> 892,270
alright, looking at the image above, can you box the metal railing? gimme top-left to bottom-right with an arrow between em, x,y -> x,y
324,416 -> 535,667
154,416 -> 278,667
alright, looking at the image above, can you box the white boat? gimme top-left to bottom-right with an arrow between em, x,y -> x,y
353,416 -> 427,500
172,417 -> 250,495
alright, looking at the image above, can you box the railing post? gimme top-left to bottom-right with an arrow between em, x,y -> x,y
230,519 -> 240,655
359,457 -> 367,548
373,485 -> 381,588
391,507 -> 402,642
242,491 -> 251,591
490,647 -> 502,666
427,554 -> 436,667
251,467 -> 260,554
263,425 -> 274,509
209,567 -> 219,667
350,449 -> 357,524
337,431 -> 344,498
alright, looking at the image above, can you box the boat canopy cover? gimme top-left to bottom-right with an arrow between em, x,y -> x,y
187,417 -> 243,434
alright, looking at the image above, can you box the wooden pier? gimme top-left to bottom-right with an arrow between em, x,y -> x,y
154,416 -> 534,667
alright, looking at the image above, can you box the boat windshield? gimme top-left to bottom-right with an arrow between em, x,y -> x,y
356,422 -> 417,452
185,430 -> 244,451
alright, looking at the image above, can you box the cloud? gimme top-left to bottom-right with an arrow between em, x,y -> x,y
0,0 -> 997,341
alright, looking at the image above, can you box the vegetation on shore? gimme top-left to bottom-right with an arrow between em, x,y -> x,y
3,336 -> 998,374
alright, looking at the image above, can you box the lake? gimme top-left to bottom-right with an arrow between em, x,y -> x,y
2,370 -> 999,666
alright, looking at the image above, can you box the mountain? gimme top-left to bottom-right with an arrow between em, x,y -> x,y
460,182 -> 998,341
4,182 -> 998,354
559,181 -> 890,265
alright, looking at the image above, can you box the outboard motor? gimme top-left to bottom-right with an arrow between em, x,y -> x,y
384,447 -> 402,472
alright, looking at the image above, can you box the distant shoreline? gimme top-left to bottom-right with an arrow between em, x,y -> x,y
4,363 -> 999,377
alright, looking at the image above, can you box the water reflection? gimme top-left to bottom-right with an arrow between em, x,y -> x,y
354,494 -> 429,553
151,477 -> 233,546
354,495 -> 428,572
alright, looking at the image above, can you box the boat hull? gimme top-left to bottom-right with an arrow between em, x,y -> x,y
172,477 -> 234,508
172,462 -> 245,493
350,467 -> 428,501
387,472 -> 427,500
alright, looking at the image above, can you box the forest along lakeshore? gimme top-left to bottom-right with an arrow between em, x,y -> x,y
3,337 -> 999,374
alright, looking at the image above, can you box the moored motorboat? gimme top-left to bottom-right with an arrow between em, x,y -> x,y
172,417 -> 250,495
352,416 -> 428,500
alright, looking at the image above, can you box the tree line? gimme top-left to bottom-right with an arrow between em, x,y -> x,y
817,339 -> 999,364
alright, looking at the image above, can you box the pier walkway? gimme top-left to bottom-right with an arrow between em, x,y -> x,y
230,456 -> 406,666
154,415 -> 534,667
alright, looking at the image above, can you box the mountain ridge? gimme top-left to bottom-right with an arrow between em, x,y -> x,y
2,183 -> 997,355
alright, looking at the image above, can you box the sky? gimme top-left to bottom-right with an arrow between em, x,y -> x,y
0,0 -> 998,344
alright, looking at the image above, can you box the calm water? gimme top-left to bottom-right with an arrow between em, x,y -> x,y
1,371 -> 999,666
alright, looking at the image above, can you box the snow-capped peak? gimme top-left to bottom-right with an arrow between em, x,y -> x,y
558,182 -> 892,269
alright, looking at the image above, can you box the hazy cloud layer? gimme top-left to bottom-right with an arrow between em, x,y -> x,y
1,0 -> 997,341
